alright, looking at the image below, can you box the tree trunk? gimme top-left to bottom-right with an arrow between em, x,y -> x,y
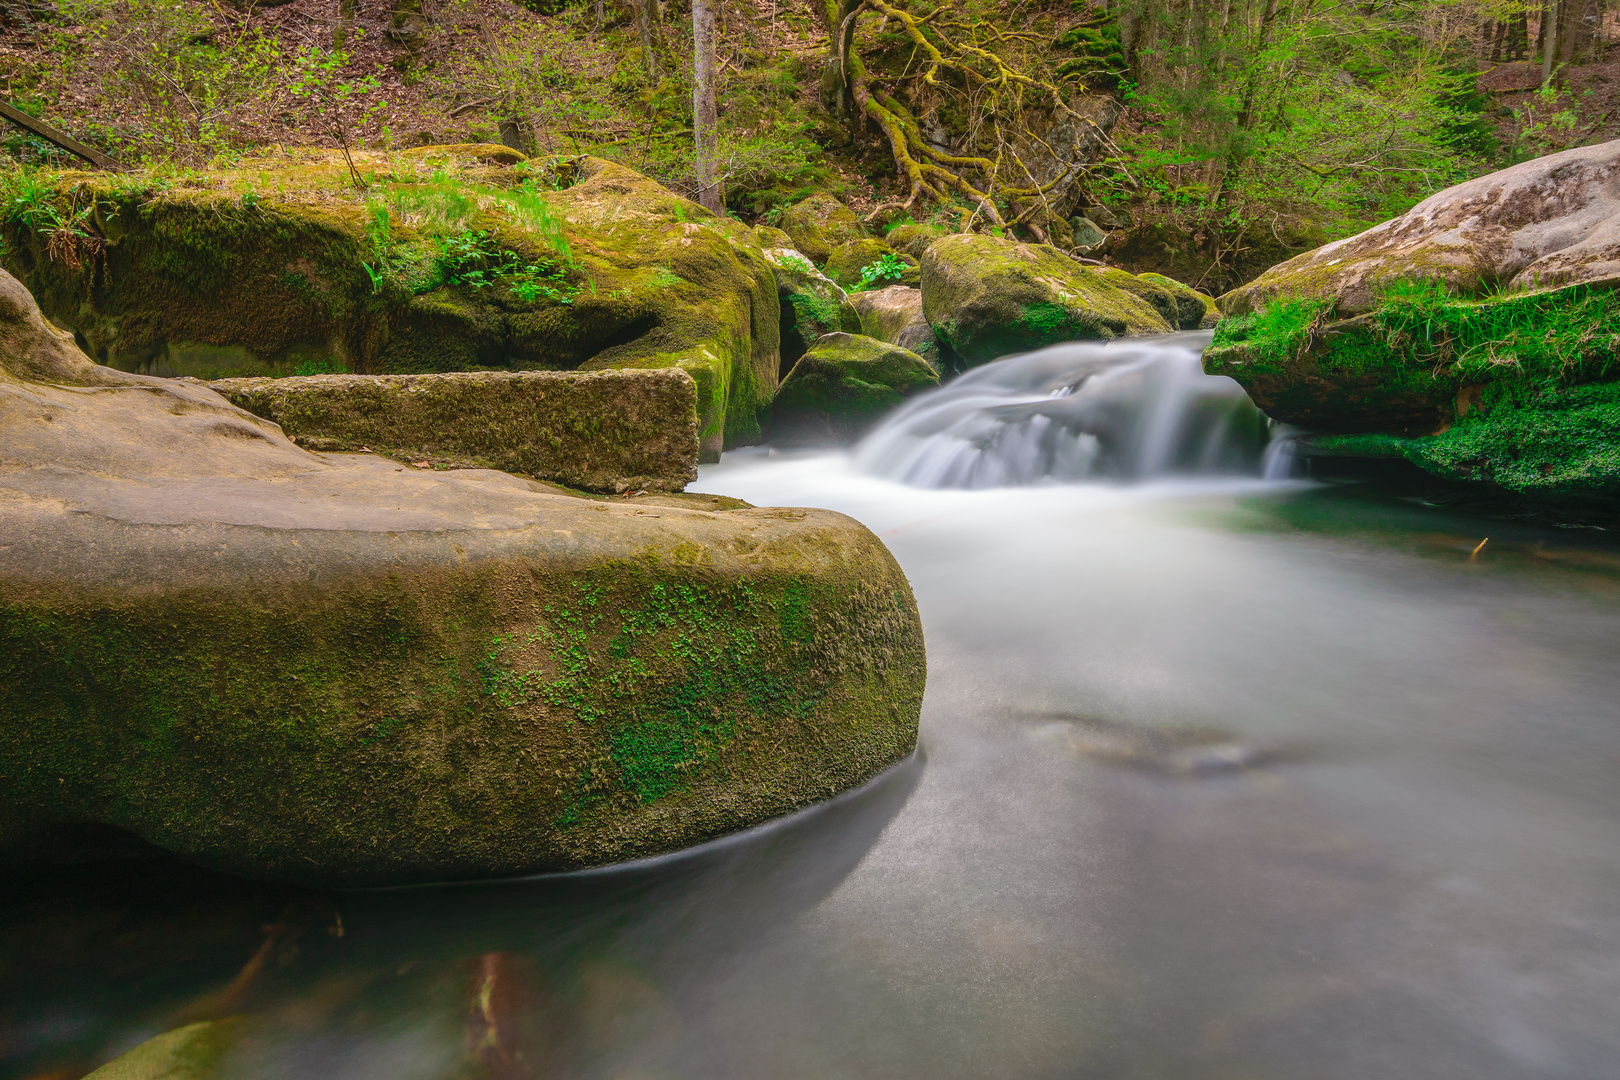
638,0 -> 660,79
1543,0 -> 1559,84
692,0 -> 723,213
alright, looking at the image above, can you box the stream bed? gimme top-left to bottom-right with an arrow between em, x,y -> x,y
5,340 -> 1620,1079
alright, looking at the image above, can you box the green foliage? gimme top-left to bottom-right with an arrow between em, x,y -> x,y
29,0 -> 281,165
775,251 -> 816,275
1101,0 -> 1510,269
1373,278 -> 1620,387
854,251 -> 906,291
1213,279 -> 1620,393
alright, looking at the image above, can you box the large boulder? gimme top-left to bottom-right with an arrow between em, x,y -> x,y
212,368 -> 698,493
761,247 -> 862,367
778,193 -> 865,265
766,332 -> 939,444
851,285 -> 940,369
0,151 -> 778,461
1203,143 -> 1620,509
0,271 -> 924,886
1220,139 -> 1620,316
920,233 -> 1171,366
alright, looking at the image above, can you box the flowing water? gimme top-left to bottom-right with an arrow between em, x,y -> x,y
6,338 -> 1620,1079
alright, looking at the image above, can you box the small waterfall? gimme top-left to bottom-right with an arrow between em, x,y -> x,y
853,332 -> 1277,489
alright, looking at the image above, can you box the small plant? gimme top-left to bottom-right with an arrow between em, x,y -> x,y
854,251 -> 907,291
281,44 -> 384,190
775,252 -> 815,275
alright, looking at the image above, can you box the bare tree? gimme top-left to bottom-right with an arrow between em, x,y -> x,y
692,0 -> 722,212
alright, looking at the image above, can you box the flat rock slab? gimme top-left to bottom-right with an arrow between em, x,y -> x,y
211,367 -> 698,494
0,271 -> 924,887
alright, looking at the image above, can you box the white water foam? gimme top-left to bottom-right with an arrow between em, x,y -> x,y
852,331 -> 1282,488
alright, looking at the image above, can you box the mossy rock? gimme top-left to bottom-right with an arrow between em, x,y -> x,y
823,237 -> 907,289
920,233 -> 1172,366
0,151 -> 778,462
401,142 -> 529,166
753,224 -> 796,249
762,247 -> 862,370
885,222 -> 946,258
766,332 -> 939,444
850,284 -> 939,369
1207,279 -> 1620,508
778,193 -> 865,265
1302,381 -> 1620,513
1138,272 -> 1221,328
1094,267 -> 1205,330
211,367 -> 699,494
0,270 -> 924,886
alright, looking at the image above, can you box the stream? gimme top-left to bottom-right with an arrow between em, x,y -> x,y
4,336 -> 1620,1079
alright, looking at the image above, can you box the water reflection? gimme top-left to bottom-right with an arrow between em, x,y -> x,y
0,752 -> 921,1079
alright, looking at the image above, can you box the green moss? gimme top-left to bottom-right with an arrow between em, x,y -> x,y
0,152 -> 780,452
1406,380 -> 1620,501
1209,280 -> 1620,433
768,332 -> 937,440
921,234 -> 1173,366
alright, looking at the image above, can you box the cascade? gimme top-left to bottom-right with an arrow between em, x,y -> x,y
853,331 -> 1278,488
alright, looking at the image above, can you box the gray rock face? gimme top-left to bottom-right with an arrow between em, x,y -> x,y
1222,139 -> 1620,315
851,285 -> 939,369
212,368 -> 699,493
0,271 -> 925,886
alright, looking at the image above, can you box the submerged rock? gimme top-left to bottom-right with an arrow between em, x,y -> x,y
920,233 -> 1172,366
0,271 -> 924,886
778,193 -> 866,266
0,152 -> 778,460
212,367 -> 699,493
766,332 -> 939,444
761,247 -> 862,367
850,284 -> 940,369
